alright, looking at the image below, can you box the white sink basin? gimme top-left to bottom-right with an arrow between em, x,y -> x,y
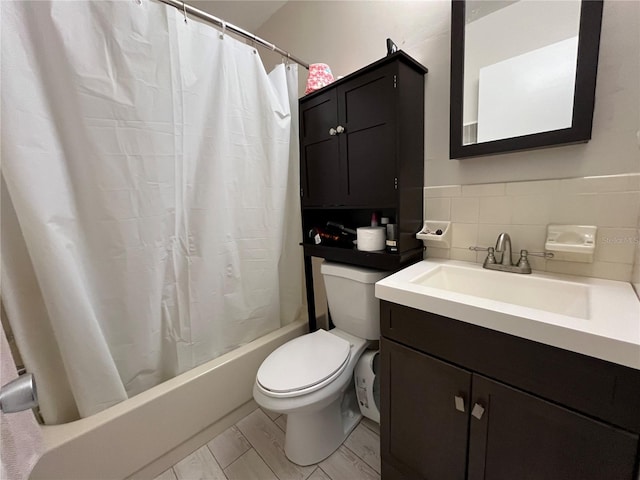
376,259 -> 640,369
412,263 -> 590,319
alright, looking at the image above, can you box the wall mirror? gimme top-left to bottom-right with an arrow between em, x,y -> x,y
450,0 -> 603,159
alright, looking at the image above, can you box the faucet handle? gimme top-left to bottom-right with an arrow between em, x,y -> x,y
470,246 -> 496,265
520,249 -> 554,259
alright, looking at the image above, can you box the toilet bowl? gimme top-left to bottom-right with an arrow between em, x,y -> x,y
253,261 -> 390,466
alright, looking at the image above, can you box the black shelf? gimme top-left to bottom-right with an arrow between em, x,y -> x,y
303,244 -> 423,271
299,50 -> 426,331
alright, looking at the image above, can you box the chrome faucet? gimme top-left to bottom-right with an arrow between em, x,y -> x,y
469,232 -> 554,274
494,232 -> 513,266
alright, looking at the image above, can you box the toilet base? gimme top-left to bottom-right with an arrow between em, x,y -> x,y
284,384 -> 362,466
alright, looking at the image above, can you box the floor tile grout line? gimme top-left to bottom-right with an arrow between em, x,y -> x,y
210,445 -> 229,480
318,465 -> 333,480
241,413 -> 294,480
223,447 -> 278,480
205,428 -> 251,471
340,440 -> 381,476
243,444 -> 284,480
274,415 -> 286,433
302,467 -> 316,480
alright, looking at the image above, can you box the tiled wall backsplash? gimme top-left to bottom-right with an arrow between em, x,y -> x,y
423,173 -> 640,282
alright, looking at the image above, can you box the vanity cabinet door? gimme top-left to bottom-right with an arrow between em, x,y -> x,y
467,374 -> 639,480
381,338 -> 472,480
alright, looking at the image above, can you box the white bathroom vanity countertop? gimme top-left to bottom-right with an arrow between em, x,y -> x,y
375,259 -> 640,370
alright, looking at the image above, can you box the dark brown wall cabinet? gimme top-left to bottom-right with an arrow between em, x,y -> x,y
301,64 -> 398,208
299,52 -> 428,328
380,301 -> 640,480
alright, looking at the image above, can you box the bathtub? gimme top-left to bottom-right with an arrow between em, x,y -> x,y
30,319 -> 307,479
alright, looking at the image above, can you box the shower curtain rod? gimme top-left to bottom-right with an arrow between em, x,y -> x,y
156,0 -> 310,70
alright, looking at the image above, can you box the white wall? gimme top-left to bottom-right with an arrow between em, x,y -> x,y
257,0 -> 639,283
257,0 -> 639,187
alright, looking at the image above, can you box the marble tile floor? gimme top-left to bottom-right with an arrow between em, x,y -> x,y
153,408 -> 381,480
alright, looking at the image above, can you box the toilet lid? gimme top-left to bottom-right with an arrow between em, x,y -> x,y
257,329 -> 351,397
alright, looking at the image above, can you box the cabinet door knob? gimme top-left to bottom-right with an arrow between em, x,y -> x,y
471,403 -> 485,420
454,395 -> 465,413
336,125 -> 345,134
329,127 -> 337,136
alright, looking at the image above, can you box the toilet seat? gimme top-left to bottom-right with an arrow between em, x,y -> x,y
256,330 -> 351,398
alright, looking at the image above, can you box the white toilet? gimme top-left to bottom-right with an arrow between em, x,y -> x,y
253,261 -> 389,466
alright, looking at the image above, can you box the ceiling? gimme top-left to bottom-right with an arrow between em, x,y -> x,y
191,1 -> 287,32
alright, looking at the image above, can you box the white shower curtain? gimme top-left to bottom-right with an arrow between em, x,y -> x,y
1,0 -> 302,423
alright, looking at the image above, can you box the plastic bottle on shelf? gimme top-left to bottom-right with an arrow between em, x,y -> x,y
386,224 -> 398,253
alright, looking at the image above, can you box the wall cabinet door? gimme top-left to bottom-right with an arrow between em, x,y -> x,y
468,374 -> 639,480
337,65 -> 397,207
381,338 -> 472,480
300,89 -> 341,206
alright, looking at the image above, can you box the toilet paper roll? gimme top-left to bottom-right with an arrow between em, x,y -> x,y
357,227 -> 386,252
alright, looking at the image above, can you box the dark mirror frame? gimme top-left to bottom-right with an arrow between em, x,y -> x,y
450,0 -> 604,160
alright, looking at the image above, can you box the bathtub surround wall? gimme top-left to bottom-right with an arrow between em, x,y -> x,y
424,173 -> 640,282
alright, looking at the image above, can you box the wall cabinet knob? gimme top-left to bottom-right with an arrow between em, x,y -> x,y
454,395 -> 465,413
336,125 -> 345,134
329,128 -> 337,136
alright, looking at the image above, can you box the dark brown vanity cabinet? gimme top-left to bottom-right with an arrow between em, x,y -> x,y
380,301 -> 640,480
299,52 -> 428,327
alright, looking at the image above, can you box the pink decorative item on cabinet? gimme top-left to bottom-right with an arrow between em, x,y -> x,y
305,63 -> 335,94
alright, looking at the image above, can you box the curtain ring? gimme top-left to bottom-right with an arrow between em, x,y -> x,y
219,21 -> 226,39
182,1 -> 188,24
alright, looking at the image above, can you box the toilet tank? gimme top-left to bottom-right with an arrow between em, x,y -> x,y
320,261 -> 391,340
